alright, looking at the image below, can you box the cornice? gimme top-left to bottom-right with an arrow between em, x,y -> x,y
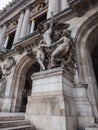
0,0 -> 24,18
0,0 -> 47,24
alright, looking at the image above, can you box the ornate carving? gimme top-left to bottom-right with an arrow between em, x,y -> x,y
68,0 -> 98,17
3,57 -> 16,76
0,57 -> 16,97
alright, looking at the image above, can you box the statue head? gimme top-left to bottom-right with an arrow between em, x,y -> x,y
54,31 -> 61,41
44,23 -> 50,30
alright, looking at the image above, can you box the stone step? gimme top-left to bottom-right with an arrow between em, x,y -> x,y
0,120 -> 30,128
0,125 -> 35,130
85,127 -> 98,130
0,113 -> 25,121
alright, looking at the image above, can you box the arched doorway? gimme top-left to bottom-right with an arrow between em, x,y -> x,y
75,12 -> 98,117
11,56 -> 40,112
19,63 -> 40,112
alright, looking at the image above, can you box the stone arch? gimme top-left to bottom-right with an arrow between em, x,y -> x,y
10,55 -> 36,112
75,12 -> 98,116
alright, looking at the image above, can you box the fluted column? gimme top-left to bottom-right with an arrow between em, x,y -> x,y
60,0 -> 69,11
47,0 -> 60,18
20,7 -> 31,38
3,35 -> 9,48
13,11 -> 24,44
0,24 -> 7,48
30,19 -> 35,33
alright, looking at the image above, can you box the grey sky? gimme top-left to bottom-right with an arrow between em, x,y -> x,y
0,0 -> 12,10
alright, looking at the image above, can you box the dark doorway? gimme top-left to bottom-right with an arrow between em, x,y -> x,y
92,45 -> 98,86
20,63 -> 40,112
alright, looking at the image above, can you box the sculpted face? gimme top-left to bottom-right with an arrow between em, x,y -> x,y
5,59 -> 13,70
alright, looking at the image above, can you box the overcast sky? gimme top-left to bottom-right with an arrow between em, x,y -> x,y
0,0 -> 12,10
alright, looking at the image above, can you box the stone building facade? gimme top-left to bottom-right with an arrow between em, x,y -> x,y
0,0 -> 98,130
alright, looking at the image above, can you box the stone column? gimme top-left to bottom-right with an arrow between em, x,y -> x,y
20,7 -> 31,38
0,24 -> 7,48
60,0 -> 69,11
47,0 -> 60,18
3,35 -> 9,48
13,11 -> 24,44
30,19 -> 35,34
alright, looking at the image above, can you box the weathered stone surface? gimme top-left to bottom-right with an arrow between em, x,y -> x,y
26,68 -> 76,130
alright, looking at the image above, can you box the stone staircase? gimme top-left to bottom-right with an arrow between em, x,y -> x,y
0,113 -> 35,130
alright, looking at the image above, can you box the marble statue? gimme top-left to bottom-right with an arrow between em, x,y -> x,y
0,57 -> 16,97
36,12 -> 75,72
38,11 -> 54,47
50,31 -> 71,68
36,40 -> 45,71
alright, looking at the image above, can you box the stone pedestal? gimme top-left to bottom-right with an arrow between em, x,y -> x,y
26,68 -> 77,130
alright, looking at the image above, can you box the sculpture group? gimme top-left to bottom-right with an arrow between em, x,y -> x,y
36,12 -> 75,72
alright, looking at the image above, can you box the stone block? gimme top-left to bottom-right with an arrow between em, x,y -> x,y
77,116 -> 95,128
85,127 -> 98,130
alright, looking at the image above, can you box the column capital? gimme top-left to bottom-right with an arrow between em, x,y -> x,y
5,33 -> 9,37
